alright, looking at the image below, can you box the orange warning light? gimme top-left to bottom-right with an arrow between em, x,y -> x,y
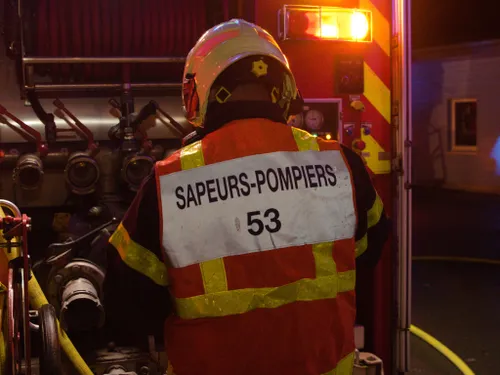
280,5 -> 372,42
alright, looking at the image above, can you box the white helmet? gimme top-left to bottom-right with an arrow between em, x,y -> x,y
182,19 -> 301,128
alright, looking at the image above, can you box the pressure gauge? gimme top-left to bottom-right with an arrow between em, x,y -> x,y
305,109 -> 324,131
288,113 -> 304,128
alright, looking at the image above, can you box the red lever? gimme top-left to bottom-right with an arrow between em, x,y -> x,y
53,99 -> 98,155
0,104 -> 48,156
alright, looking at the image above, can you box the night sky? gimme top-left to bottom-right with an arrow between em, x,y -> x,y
412,0 -> 500,49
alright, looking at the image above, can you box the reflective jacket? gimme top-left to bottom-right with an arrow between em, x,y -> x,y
106,118 -> 388,375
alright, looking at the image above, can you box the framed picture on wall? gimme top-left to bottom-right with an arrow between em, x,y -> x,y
450,98 -> 477,152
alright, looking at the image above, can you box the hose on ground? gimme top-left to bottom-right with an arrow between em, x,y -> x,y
410,324 -> 475,375
410,255 -> 500,375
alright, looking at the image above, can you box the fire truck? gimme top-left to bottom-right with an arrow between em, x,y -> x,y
0,0 -> 412,374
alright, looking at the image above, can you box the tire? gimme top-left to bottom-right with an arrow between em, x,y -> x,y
39,304 -> 62,375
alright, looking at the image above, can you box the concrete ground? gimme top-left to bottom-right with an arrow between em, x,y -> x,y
410,187 -> 500,375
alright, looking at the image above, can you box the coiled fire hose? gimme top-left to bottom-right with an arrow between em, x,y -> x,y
0,204 -> 93,375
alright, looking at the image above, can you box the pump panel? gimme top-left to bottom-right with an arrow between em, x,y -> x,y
289,98 -> 342,140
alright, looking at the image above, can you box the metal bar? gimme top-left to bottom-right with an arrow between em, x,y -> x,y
403,0 -> 413,357
393,0 -> 412,373
26,83 -> 182,91
7,266 -> 16,375
18,0 -> 27,97
128,83 -> 182,89
23,56 -> 186,64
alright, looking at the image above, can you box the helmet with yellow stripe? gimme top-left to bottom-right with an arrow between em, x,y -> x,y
182,19 -> 303,128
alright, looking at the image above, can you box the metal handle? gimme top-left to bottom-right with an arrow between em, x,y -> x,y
23,56 -> 186,64
53,99 -> 98,152
131,100 -> 159,129
157,106 -> 187,137
108,98 -> 121,110
0,199 -> 21,218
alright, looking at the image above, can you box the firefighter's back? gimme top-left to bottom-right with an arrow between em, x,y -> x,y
157,118 -> 357,375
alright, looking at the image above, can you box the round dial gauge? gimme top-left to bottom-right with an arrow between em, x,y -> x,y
305,109 -> 324,130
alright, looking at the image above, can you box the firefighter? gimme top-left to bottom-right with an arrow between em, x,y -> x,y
104,19 -> 389,375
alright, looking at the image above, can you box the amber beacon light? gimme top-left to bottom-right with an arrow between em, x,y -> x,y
278,5 -> 372,42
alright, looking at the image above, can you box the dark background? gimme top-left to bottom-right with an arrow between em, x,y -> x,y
412,0 -> 500,48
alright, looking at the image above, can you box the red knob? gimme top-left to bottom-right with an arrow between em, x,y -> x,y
352,139 -> 366,150
39,143 -> 49,156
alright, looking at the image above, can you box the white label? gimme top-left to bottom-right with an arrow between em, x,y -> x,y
159,150 -> 356,268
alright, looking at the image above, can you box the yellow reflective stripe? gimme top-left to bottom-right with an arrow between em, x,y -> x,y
360,133 -> 391,174
313,242 -> 336,277
355,234 -> 368,258
179,140 -> 229,294
368,193 -> 384,229
355,193 -> 384,258
180,140 -> 205,170
175,270 -> 355,319
200,258 -> 228,294
363,62 -> 391,124
109,223 -> 169,286
292,127 -> 320,151
322,352 -> 355,375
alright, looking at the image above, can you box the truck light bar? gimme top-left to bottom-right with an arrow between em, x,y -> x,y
278,5 -> 372,43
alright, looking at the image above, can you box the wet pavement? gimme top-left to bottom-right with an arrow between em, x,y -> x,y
410,187 -> 500,375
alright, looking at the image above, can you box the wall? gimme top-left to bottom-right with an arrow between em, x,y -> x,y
412,40 -> 500,193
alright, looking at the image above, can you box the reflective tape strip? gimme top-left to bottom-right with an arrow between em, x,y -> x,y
363,63 -> 391,124
294,129 -> 339,278
179,140 -> 229,294
355,234 -> 368,258
109,223 -> 169,286
313,242 -> 336,277
322,352 -> 355,375
180,140 -> 205,170
295,130 -> 340,279
293,130 -> 345,277
200,258 -> 228,294
358,0 -> 391,177
360,133 -> 392,174
175,270 -> 356,319
292,127 -> 320,151
368,193 -> 384,229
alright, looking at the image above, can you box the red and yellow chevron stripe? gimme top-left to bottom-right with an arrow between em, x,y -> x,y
359,0 -> 392,175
